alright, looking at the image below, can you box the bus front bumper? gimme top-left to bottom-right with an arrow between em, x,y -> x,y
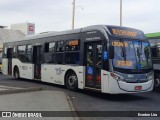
117,80 -> 154,93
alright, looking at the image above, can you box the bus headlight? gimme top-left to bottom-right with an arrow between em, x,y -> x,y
147,72 -> 154,81
110,72 -> 124,81
148,74 -> 154,81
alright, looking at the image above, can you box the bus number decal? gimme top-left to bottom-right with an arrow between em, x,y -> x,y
117,61 -> 132,67
22,66 -> 27,70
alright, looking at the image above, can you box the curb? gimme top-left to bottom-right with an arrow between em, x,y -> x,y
65,94 -> 80,120
0,87 -> 42,95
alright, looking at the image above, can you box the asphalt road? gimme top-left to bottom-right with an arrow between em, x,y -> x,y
0,73 -> 160,120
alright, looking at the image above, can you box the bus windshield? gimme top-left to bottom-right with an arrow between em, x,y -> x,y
112,39 -> 152,72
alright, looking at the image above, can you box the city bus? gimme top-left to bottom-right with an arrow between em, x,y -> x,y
2,25 -> 154,94
146,32 -> 160,91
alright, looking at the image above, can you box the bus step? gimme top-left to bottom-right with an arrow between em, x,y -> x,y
84,87 -> 101,91
33,79 -> 41,80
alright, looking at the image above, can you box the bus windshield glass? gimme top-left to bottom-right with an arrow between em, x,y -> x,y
112,39 -> 152,71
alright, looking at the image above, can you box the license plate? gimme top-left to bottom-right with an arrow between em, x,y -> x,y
135,86 -> 142,90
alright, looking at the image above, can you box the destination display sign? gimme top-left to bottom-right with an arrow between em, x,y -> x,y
108,26 -> 146,39
69,40 -> 78,46
117,61 -> 133,67
112,28 -> 137,37
112,41 -> 128,47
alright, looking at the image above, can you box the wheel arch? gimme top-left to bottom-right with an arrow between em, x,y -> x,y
13,65 -> 19,76
64,69 -> 77,86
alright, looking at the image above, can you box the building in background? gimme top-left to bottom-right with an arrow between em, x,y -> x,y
0,22 -> 36,72
11,22 -> 35,36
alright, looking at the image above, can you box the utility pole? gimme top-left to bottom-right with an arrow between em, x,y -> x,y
120,0 -> 122,26
72,0 -> 75,30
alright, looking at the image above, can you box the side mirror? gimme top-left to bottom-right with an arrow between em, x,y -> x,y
109,46 -> 114,59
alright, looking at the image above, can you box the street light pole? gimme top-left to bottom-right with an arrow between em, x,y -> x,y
72,0 -> 75,30
120,0 -> 122,26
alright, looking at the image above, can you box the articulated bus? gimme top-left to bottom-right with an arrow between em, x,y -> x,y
2,25 -> 154,94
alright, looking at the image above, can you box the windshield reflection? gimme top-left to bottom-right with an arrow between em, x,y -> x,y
113,39 -> 152,70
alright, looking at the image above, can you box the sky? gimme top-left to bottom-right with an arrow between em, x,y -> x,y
0,0 -> 159,34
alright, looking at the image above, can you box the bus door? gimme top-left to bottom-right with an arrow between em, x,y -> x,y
33,46 -> 42,79
7,48 -> 13,75
85,42 -> 102,89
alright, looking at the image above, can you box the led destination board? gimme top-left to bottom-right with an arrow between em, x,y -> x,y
108,26 -> 146,39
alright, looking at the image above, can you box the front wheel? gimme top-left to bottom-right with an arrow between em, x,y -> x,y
154,76 -> 160,91
14,68 -> 20,79
66,72 -> 78,91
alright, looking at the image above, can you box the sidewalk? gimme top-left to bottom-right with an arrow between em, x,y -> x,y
0,85 -> 79,120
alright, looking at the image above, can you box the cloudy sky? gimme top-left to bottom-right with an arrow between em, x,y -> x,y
0,0 -> 159,34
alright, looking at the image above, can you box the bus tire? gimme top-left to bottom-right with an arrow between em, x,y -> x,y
66,71 -> 78,91
14,68 -> 20,79
154,76 -> 160,91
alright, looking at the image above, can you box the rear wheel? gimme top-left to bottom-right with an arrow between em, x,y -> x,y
14,68 -> 20,79
66,72 -> 78,91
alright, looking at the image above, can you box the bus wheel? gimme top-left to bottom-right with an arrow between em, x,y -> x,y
66,72 -> 78,91
154,77 -> 160,91
14,68 -> 20,79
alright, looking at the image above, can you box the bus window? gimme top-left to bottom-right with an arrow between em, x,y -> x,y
56,41 -> 64,64
49,42 -> 55,52
56,53 -> 63,64
56,41 -> 64,52
17,45 -> 31,62
18,45 -> 26,54
26,45 -> 32,62
12,46 -> 16,58
44,42 -> 55,63
65,40 -> 80,51
4,47 -> 7,56
26,45 -> 32,53
45,43 -> 49,53
96,45 -> 102,66
45,42 -> 56,53
65,52 -> 79,64
13,47 -> 16,53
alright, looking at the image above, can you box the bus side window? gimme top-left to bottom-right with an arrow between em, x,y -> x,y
65,40 -> 80,64
103,43 -> 109,71
4,47 -> 7,57
56,41 -> 64,52
13,46 -> 16,58
56,41 -> 64,64
87,46 -> 93,66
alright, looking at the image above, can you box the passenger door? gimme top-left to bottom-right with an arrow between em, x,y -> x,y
33,46 -> 42,79
84,42 -> 102,89
7,48 -> 13,75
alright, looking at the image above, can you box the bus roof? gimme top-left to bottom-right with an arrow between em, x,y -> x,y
146,32 -> 160,38
3,25 -> 145,44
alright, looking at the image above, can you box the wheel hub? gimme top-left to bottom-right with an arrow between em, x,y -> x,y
68,75 -> 76,86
